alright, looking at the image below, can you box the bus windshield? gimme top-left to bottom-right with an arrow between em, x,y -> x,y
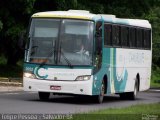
26,18 -> 94,66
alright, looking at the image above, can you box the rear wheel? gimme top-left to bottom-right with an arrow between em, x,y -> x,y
95,80 -> 105,103
119,80 -> 138,100
39,92 -> 50,100
128,80 -> 138,100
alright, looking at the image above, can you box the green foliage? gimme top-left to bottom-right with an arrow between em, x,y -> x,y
73,103 -> 160,120
0,56 -> 22,77
0,0 -> 35,65
151,66 -> 160,88
0,20 -> 2,31
93,103 -> 160,114
6,24 -> 24,41
0,64 -> 23,78
144,6 -> 160,67
0,55 -> 7,65
56,0 -> 78,10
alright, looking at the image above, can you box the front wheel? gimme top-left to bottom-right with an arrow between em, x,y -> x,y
95,80 -> 105,103
38,92 -> 50,101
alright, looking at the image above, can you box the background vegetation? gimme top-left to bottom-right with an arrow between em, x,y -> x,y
74,103 -> 160,120
0,0 -> 159,85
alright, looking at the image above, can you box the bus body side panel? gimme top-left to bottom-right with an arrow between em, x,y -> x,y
115,48 -> 151,92
102,47 -> 128,94
92,64 -> 108,95
96,47 -> 151,95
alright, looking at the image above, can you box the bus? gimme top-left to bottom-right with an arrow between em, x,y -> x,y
23,10 -> 152,103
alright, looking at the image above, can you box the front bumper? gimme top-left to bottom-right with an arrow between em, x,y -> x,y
23,77 -> 93,95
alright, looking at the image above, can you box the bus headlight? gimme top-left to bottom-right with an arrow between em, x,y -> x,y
23,72 -> 36,79
75,75 -> 91,81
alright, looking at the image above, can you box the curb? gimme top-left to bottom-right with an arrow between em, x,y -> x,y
0,82 -> 22,87
0,77 -> 22,82
0,86 -> 23,92
0,77 -> 22,87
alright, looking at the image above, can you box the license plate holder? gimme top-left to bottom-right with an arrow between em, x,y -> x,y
50,85 -> 61,90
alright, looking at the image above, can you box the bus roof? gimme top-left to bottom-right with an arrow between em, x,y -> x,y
32,10 -> 151,29
32,10 -> 96,20
102,15 -> 151,28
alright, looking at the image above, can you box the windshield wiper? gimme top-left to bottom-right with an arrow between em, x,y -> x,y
60,50 -> 73,68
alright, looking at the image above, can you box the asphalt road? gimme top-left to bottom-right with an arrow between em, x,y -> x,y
0,90 -> 159,114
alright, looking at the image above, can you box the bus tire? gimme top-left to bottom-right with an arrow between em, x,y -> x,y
128,80 -> 138,100
119,80 -> 138,100
39,92 -> 50,100
95,80 -> 105,103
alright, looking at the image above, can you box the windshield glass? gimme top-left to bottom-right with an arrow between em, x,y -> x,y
26,18 -> 94,66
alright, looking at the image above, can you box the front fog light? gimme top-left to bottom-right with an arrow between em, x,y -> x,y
76,75 -> 91,81
23,72 -> 36,79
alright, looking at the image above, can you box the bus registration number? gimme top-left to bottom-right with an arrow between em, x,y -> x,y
50,85 -> 61,90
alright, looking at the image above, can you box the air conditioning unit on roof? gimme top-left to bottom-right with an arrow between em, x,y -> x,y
68,10 -> 90,14
99,14 -> 116,18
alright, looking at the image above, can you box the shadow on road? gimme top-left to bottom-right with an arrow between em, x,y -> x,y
29,94 -> 144,105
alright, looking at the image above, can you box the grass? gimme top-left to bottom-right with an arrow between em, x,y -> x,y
73,103 -> 160,120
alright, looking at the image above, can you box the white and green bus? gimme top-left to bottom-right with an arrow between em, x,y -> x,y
23,10 -> 152,103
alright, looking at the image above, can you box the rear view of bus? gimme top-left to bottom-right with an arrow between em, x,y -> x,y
23,10 -> 152,103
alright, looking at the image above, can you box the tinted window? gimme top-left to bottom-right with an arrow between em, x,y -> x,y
144,29 -> 151,49
129,27 -> 136,47
104,24 -> 112,46
137,28 -> 143,48
121,26 -> 129,47
112,25 -> 120,46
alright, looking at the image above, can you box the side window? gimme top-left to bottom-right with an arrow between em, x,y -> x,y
144,29 -> 151,49
129,27 -> 136,47
112,25 -> 120,46
104,24 -> 112,46
121,26 -> 129,47
137,28 -> 143,48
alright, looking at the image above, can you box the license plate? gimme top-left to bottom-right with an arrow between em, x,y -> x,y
50,85 -> 61,90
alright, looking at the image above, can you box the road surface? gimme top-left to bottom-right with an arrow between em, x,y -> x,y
0,89 -> 159,114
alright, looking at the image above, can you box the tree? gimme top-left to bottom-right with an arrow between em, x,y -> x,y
0,20 -> 2,31
0,0 -> 35,65
144,6 -> 160,67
